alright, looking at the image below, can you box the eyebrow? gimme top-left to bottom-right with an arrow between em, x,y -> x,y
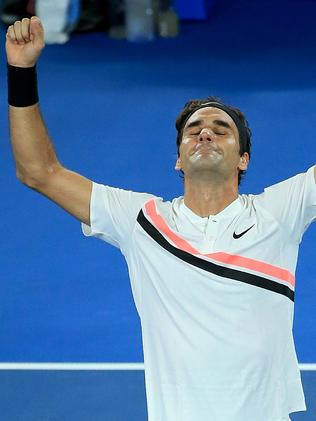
185,119 -> 232,130
213,119 -> 232,129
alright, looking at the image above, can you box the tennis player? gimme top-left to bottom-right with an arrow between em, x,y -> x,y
6,17 -> 316,421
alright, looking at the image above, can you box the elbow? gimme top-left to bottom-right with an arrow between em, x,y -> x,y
16,168 -> 43,189
16,163 -> 60,190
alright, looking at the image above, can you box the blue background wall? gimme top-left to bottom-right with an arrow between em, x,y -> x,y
0,0 -> 315,419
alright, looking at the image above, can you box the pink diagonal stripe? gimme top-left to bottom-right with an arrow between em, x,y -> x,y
144,199 -> 295,287
145,200 -> 199,255
205,252 -> 295,287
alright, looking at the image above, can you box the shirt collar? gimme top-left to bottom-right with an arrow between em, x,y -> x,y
180,196 -> 243,224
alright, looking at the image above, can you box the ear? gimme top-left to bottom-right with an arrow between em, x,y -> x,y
238,152 -> 249,171
175,157 -> 182,171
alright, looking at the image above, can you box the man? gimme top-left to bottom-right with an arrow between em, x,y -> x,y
6,17 -> 316,421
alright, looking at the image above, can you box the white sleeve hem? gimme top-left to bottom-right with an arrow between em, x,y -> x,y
81,223 -> 93,237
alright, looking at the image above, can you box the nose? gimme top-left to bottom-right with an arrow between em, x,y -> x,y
198,128 -> 213,142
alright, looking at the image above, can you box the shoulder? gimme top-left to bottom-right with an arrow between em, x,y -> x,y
242,167 -> 315,202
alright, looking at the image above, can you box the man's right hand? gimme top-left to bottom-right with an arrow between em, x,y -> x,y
6,16 -> 45,68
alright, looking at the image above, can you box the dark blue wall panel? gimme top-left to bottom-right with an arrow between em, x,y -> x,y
175,0 -> 215,20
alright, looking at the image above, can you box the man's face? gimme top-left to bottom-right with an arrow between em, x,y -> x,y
175,107 -> 248,181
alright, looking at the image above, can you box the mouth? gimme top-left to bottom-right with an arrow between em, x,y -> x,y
191,144 -> 221,156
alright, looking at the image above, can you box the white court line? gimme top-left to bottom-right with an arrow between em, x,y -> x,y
299,364 -> 316,371
0,363 -> 315,371
0,363 -> 145,371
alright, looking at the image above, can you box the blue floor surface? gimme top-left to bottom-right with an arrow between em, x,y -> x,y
0,370 -> 314,421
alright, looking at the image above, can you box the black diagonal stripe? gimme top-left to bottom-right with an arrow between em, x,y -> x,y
137,210 -> 294,302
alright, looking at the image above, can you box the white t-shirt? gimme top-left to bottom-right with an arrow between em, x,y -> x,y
82,167 -> 316,421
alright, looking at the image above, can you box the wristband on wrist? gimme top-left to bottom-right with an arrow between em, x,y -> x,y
7,64 -> 39,107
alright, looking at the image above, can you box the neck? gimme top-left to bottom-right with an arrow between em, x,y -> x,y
183,175 -> 239,217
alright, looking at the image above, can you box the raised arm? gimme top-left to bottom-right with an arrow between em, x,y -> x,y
6,17 -> 92,225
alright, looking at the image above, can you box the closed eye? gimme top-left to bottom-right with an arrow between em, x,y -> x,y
189,130 -> 227,136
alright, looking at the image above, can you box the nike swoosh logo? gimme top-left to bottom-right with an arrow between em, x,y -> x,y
233,224 -> 255,239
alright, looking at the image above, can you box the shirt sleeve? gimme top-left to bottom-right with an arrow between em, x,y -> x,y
81,182 -> 157,250
255,166 -> 316,243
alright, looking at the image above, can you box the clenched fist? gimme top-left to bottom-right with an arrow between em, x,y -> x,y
6,16 -> 45,68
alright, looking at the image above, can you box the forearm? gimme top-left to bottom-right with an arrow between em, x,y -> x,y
9,103 -> 62,188
6,17 -> 61,188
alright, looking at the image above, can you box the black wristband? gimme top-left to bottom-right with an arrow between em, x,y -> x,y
7,64 -> 39,107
